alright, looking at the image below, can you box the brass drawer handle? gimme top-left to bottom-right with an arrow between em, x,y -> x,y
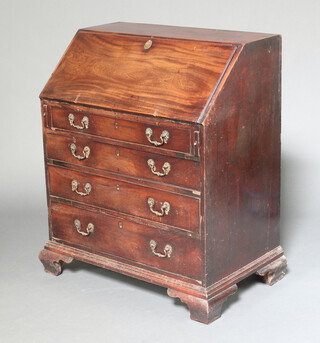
147,197 -> 170,217
147,159 -> 171,177
150,240 -> 172,258
68,113 -> 89,130
71,180 -> 92,196
145,128 -> 169,146
74,219 -> 94,236
70,143 -> 90,160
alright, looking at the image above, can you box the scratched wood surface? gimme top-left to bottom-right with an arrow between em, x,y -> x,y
41,31 -> 235,122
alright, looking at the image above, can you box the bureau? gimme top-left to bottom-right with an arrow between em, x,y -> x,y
39,22 -> 287,324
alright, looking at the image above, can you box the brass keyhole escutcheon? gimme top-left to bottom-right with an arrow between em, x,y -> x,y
144,39 -> 153,50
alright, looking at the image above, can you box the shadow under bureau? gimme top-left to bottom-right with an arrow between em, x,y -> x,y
39,22 -> 287,324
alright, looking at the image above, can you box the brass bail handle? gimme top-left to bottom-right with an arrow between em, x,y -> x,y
147,197 -> 170,217
71,180 -> 92,196
70,143 -> 90,160
147,159 -> 171,177
68,113 -> 89,130
145,128 -> 169,146
74,219 -> 94,236
149,240 -> 172,258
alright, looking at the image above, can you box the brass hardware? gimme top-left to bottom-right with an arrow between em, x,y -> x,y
118,221 -> 123,229
71,180 -> 92,196
74,219 -> 94,236
116,185 -> 120,191
115,122 -> 119,129
144,39 -> 153,50
145,128 -> 169,146
116,150 -> 120,157
149,240 -> 172,258
147,159 -> 171,177
147,197 -> 170,217
68,113 -> 89,130
43,104 -> 47,117
193,131 -> 200,156
70,143 -> 90,160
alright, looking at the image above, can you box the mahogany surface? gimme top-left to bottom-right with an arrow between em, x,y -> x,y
40,31 -> 235,122
45,132 -> 201,190
85,22 -> 278,45
49,102 -> 198,156
50,202 -> 202,280
202,36 -> 282,285
47,165 -> 200,232
39,22 -> 287,324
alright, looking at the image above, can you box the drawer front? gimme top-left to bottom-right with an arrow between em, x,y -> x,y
50,202 -> 202,280
48,166 -> 200,232
45,132 -> 200,190
50,105 -> 198,156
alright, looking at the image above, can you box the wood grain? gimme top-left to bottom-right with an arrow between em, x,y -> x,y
41,31 -> 235,122
45,131 -> 201,190
48,165 -> 200,232
50,201 -> 202,280
39,23 -> 285,324
202,36 -> 282,286
85,22 -> 278,45
49,103 -> 197,155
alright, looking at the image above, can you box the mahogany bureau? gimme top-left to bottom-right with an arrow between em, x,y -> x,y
39,22 -> 287,324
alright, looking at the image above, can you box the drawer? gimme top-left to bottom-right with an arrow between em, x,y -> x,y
48,166 -> 200,232
50,202 -> 202,280
45,132 -> 200,191
49,104 -> 199,156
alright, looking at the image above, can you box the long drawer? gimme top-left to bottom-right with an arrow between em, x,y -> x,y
47,165 -> 200,232
50,202 -> 202,280
45,132 -> 200,191
49,104 -> 199,156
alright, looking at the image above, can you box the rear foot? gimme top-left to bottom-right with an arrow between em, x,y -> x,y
256,255 -> 287,286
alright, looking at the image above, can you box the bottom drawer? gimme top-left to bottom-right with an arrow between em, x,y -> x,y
50,202 -> 202,280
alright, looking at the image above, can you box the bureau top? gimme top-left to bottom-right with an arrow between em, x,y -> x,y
40,22 -> 279,123
84,22 -> 277,45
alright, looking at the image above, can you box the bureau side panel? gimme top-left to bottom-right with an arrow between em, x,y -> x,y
203,36 -> 281,286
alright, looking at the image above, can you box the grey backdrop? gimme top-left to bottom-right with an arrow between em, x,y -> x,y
1,0 -> 319,342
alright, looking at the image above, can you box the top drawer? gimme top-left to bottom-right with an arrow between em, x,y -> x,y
47,103 -> 200,157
